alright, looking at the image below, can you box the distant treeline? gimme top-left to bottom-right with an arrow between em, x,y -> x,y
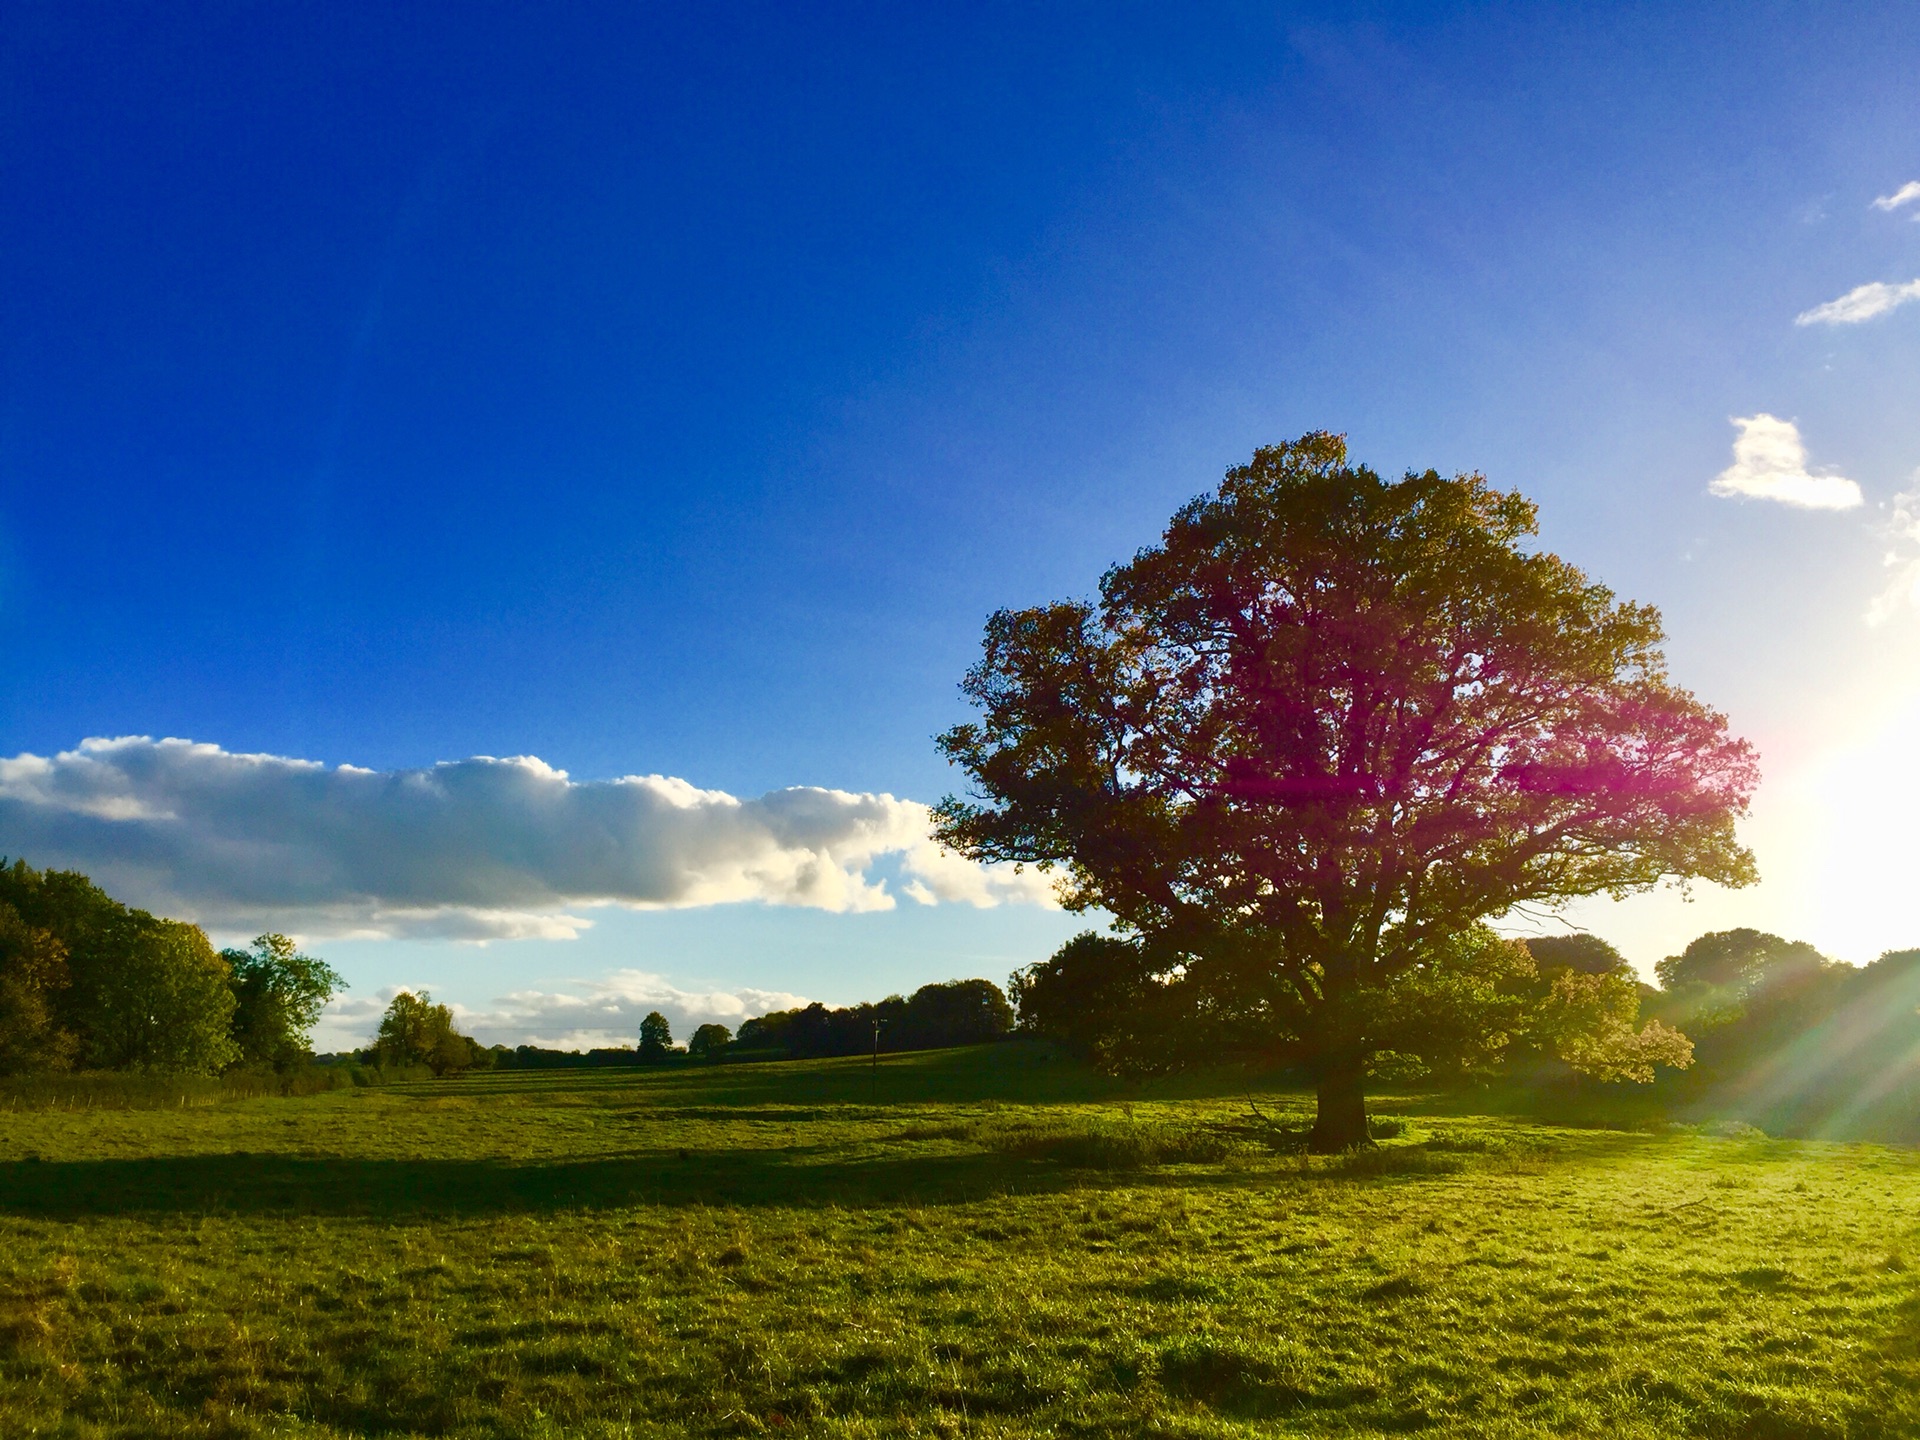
19,854 -> 1906,1139
1635,929 -> 1920,1140
736,980 -> 1014,1058
459,981 -> 1019,1070
1011,924 -> 1920,1142
0,858 -> 497,1082
0,858 -> 342,1076
0,857 -> 1021,1079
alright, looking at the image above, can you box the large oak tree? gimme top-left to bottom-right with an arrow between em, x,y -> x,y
935,435 -> 1756,1149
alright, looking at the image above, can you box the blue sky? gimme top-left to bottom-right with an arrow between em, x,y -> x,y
4,4 -> 1920,1047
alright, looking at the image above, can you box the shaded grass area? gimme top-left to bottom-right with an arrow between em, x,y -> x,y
2,1044 -> 1919,1437
0,1065 -> 373,1110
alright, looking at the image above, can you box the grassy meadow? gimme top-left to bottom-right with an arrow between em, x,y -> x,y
2,1045 -> 1919,1439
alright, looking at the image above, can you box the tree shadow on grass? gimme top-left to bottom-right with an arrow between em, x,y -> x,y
445,1042 -> 1315,1110
0,1121 -> 1660,1220
0,1144 -> 1178,1219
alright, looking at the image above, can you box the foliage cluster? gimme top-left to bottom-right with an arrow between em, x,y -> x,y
366,990 -> 493,1077
1012,924 -> 1688,1089
1010,919 -> 1920,1146
737,978 -> 1014,1058
0,860 -> 342,1077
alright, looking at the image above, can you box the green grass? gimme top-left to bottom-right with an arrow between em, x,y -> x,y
2,1045 -> 1918,1438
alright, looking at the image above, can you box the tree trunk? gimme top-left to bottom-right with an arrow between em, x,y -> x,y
1308,1049 -> 1372,1152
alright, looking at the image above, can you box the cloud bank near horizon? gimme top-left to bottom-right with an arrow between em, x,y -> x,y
0,737 -> 1055,939
1708,414 -> 1862,511
316,970 -> 812,1051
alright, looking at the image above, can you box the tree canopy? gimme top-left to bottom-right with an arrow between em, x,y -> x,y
0,859 -> 240,1074
638,1011 -> 674,1061
1522,934 -> 1633,977
373,990 -> 490,1076
1013,924 -> 1690,1087
0,900 -> 78,1075
937,435 -> 1754,1148
82,915 -> 239,1072
1655,928 -> 1829,995
225,934 -> 346,1071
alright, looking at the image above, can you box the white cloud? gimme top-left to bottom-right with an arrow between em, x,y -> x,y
1794,279 -> 1920,326
1871,181 -> 1920,212
0,737 -> 1055,939
1708,414 -> 1863,511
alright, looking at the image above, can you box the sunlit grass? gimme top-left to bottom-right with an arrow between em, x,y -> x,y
2,1046 -> 1917,1437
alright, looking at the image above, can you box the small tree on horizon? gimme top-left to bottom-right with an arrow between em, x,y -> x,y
688,1022 -> 731,1060
374,990 -> 486,1076
638,1010 -> 673,1061
937,434 -> 1755,1149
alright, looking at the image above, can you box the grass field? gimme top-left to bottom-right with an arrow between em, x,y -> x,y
3,1045 -> 1918,1439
